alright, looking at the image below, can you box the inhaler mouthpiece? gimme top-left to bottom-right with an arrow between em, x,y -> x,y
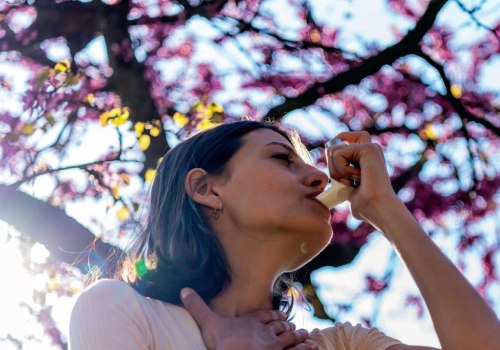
315,180 -> 354,209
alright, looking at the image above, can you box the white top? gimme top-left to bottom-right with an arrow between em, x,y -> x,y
69,279 -> 402,350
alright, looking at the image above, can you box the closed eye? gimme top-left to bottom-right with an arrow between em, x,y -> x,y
272,152 -> 293,165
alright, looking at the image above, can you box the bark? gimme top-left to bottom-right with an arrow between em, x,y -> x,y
98,0 -> 169,174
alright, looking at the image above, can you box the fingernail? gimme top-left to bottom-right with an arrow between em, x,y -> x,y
180,287 -> 192,300
299,329 -> 308,336
325,139 -> 344,148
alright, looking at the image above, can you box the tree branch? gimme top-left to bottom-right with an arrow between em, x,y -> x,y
9,157 -> 140,190
453,0 -> 500,43
0,185 -> 117,276
415,47 -> 500,135
263,0 -> 449,121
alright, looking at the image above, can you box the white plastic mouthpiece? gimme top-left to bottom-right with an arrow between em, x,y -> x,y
315,179 -> 354,209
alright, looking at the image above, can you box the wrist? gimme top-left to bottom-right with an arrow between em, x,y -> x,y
361,194 -> 409,238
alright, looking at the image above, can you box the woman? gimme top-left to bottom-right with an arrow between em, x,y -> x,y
69,121 -> 499,349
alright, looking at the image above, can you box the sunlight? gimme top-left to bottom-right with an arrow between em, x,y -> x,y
0,222 -> 74,349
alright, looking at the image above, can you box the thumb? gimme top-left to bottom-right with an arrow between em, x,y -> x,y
180,288 -> 216,328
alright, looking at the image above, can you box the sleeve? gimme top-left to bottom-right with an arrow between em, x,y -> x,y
339,322 -> 402,350
69,279 -> 152,350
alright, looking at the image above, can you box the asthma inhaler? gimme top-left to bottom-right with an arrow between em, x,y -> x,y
315,139 -> 356,209
315,180 -> 354,209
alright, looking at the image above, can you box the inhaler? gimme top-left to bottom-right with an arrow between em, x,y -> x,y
315,139 -> 356,209
315,180 -> 354,209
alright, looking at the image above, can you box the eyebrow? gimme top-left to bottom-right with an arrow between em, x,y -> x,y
265,142 -> 298,156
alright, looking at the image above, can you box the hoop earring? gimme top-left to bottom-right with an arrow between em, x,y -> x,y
212,203 -> 222,220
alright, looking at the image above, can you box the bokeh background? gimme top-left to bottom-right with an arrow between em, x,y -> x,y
0,0 -> 499,348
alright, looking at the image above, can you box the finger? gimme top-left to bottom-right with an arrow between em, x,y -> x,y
278,328 -> 309,348
303,339 -> 319,349
180,288 -> 216,328
325,144 -> 352,187
334,131 -> 371,145
328,147 -> 362,185
267,320 -> 295,335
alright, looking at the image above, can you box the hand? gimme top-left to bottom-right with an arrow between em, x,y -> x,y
180,288 -> 318,350
326,131 -> 399,226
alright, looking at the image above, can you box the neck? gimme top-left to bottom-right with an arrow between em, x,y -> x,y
209,274 -> 276,317
208,231 -> 288,317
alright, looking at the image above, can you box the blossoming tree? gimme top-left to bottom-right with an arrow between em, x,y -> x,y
0,0 -> 498,347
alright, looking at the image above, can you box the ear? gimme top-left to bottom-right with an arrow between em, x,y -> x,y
184,168 -> 220,209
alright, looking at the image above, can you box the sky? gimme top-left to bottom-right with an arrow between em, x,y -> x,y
1,0 -> 499,348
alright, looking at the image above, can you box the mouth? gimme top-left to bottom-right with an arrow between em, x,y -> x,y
306,192 -> 331,214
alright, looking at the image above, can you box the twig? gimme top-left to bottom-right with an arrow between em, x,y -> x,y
453,0 -> 500,43
415,47 -> 484,188
9,158 -> 140,190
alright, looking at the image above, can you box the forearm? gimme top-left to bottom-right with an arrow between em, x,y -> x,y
367,196 -> 499,350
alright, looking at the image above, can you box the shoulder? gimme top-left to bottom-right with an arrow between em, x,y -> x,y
76,279 -> 139,303
71,279 -> 147,321
69,279 -> 153,349
309,322 -> 402,350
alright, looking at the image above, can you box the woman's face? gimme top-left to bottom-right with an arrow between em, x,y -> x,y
212,128 -> 332,270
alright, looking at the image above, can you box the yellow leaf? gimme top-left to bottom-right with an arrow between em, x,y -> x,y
309,29 -> 321,43
120,173 -> 131,185
84,93 -> 95,105
100,111 -> 111,126
196,118 -> 215,131
117,206 -> 130,221
135,122 -> 145,137
20,123 -> 36,136
111,185 -> 120,200
138,134 -> 151,151
193,101 -> 204,112
450,84 -> 462,99
45,113 -> 56,126
110,107 -> 129,126
54,60 -> 70,73
210,113 -> 223,124
173,112 -> 188,126
209,103 -> 223,114
422,124 -> 438,140
36,161 -> 48,171
150,126 -> 161,137
145,168 -> 156,184
204,106 -> 213,118
101,107 -> 129,127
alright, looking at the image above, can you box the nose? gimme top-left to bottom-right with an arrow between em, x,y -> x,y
304,165 -> 329,190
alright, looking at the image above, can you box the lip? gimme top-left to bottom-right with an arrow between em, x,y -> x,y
306,192 -> 331,214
